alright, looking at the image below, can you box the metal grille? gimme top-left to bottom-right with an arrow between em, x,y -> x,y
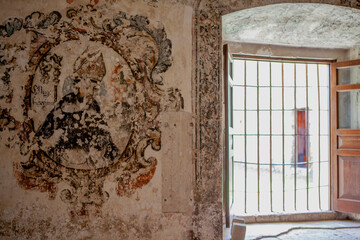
231,57 -> 330,214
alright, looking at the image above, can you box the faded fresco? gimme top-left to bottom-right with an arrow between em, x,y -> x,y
0,4 -> 183,216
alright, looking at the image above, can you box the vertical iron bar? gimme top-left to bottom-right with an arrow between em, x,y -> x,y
282,62 -> 285,212
328,65 -> 331,211
270,63 -> 273,212
244,61 -> 247,213
306,64 -> 310,210
257,61 -> 260,212
317,64 -> 322,210
294,64 -> 297,211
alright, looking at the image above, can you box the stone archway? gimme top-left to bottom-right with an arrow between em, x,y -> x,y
192,1 -> 360,239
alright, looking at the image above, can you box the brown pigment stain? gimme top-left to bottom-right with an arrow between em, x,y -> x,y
13,163 -> 57,199
69,203 -> 102,218
0,108 -> 21,131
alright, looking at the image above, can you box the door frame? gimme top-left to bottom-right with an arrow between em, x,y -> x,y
224,44 -> 234,227
224,48 -> 343,219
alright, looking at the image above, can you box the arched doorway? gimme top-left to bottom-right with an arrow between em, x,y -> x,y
192,0 -> 360,238
223,2 -> 360,224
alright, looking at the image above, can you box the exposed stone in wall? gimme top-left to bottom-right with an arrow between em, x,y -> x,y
192,1 -> 234,238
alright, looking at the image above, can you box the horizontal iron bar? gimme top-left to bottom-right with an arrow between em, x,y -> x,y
233,109 -> 329,112
233,85 -> 329,88
232,133 -> 329,137
234,161 -> 329,166
234,185 -> 330,193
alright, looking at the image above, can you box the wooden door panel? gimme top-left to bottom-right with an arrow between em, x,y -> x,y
331,59 -> 360,214
337,149 -> 360,156
338,156 -> 360,201
338,136 -> 360,149
337,201 -> 360,214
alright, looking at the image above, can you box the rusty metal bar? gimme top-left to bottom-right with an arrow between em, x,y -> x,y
232,133 -> 326,136
234,109 -> 317,112
294,64 -> 297,211
233,85 -> 312,88
270,63 -> 273,212
306,64 -> 310,210
234,161 -> 327,165
244,60 -> 247,213
257,61 -> 260,212
282,62 -> 285,211
317,64 -> 322,210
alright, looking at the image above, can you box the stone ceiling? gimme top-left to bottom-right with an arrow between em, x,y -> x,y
222,3 -> 360,49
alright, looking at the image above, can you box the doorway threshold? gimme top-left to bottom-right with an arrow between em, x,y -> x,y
236,211 -> 347,224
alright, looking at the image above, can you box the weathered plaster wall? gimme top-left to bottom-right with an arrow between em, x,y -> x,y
1,0 -> 360,239
0,0 -> 194,239
349,46 -> 360,60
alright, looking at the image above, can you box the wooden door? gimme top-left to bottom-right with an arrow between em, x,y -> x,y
224,44 -> 234,227
331,59 -> 360,214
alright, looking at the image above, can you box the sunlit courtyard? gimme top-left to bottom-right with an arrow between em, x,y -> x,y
231,59 -> 330,215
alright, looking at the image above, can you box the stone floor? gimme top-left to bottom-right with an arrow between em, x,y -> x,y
225,220 -> 360,240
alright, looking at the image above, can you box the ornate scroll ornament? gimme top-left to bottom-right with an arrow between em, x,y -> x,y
0,5 -> 183,215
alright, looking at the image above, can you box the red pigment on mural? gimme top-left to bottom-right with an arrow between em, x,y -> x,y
110,64 -> 124,102
13,163 -> 57,199
116,161 -> 157,197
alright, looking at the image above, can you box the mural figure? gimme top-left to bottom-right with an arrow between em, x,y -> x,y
0,5 -> 183,215
34,47 -> 119,170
